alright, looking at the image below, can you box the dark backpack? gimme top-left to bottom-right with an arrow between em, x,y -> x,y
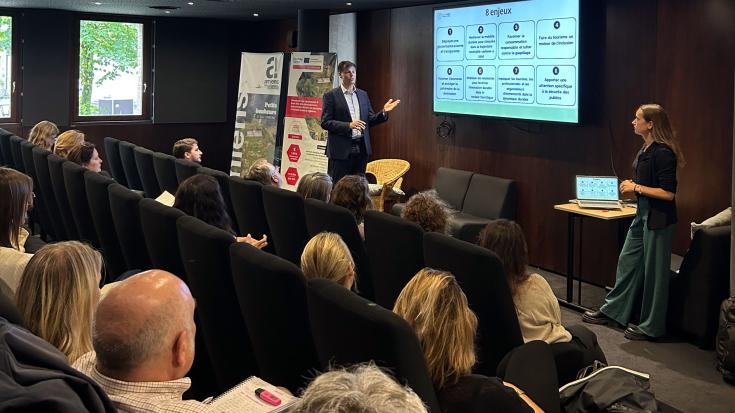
716,295 -> 735,384
559,361 -> 659,413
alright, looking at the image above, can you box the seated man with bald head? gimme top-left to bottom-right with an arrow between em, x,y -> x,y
73,270 -> 204,412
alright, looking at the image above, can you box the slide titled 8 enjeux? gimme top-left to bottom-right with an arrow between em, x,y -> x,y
434,0 -> 579,123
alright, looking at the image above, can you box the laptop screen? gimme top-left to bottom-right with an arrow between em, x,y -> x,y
575,176 -> 619,201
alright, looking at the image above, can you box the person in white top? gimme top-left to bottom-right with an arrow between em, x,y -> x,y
478,219 -> 607,383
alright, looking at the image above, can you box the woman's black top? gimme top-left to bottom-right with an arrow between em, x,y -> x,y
633,142 -> 678,229
438,374 -> 533,413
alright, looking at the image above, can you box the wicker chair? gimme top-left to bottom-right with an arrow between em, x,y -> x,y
366,159 -> 410,212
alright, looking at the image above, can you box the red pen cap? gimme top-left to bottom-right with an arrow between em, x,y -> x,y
255,388 -> 281,406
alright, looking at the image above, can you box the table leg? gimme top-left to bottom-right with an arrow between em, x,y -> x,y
566,213 -> 574,303
577,217 -> 584,305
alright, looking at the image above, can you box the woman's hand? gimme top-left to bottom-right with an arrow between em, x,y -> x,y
619,179 -> 636,197
237,234 -> 268,249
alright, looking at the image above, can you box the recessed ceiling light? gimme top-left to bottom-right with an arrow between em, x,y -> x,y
253,13 -> 259,17
346,2 -> 352,5
93,1 -> 102,4
187,1 -> 194,5
164,10 -> 171,13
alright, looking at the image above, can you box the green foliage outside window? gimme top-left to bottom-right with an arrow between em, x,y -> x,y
79,20 -> 141,116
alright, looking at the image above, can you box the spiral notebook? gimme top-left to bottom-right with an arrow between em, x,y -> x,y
205,376 -> 297,413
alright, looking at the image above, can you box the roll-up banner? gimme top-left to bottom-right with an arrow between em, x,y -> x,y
279,52 -> 337,190
229,52 -> 284,177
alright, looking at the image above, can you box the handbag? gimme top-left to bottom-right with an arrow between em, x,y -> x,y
559,361 -> 659,413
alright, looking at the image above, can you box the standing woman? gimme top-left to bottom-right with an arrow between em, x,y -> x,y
584,104 -> 685,340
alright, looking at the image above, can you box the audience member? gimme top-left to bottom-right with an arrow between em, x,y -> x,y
68,141 -> 103,173
330,174 -> 373,238
174,174 -> 267,249
297,172 -> 333,202
301,232 -> 355,289
27,120 -> 59,150
287,364 -> 428,413
401,190 -> 449,233
74,270 -> 207,412
478,219 -> 606,381
242,158 -> 281,187
172,138 -> 202,163
0,167 -> 34,297
15,241 -> 102,364
53,130 -> 85,159
394,268 -> 559,413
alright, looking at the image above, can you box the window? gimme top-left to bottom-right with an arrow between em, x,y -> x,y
0,15 -> 15,121
75,18 -> 150,120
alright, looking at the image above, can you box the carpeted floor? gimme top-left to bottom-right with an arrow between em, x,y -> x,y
536,269 -> 735,413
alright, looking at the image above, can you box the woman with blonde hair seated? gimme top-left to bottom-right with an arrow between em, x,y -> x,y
301,232 -> 355,290
27,120 -> 59,150
0,167 -> 34,298
53,129 -> 85,159
478,219 -> 606,383
394,268 -> 560,413
297,172 -> 333,202
15,241 -> 102,364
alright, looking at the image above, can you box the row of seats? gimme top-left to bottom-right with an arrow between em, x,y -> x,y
2,132 -> 526,410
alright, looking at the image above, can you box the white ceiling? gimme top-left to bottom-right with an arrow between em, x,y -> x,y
0,0 -> 460,21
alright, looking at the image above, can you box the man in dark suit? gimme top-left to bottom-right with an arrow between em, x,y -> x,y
321,60 -> 400,184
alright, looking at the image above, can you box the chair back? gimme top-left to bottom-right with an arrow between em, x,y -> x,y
63,161 -> 100,248
462,173 -> 518,220
176,215 -> 258,391
198,166 -> 238,233
434,167 -> 474,210
262,186 -> 309,265
133,146 -> 161,198
85,171 -> 127,279
228,177 -> 273,254
47,154 -> 79,240
9,136 -> 25,173
306,278 -> 441,412
174,158 -> 200,185
364,211 -> 425,309
152,152 -> 179,194
108,183 -> 151,271
22,140 -> 53,239
423,232 -> 523,375
304,199 -> 374,301
32,146 -> 67,240
229,243 -> 319,393
138,199 -> 187,282
118,141 -> 143,190
103,137 -> 128,186
0,129 -> 11,166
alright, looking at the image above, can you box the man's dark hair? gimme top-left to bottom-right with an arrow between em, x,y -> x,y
172,138 -> 198,159
338,61 -> 356,73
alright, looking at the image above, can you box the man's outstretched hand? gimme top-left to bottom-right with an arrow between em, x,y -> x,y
383,99 -> 401,113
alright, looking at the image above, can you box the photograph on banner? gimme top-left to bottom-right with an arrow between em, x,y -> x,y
280,52 -> 337,190
230,52 -> 284,177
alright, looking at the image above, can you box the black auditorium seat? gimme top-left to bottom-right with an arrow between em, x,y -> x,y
47,154 -> 79,240
176,215 -> 259,392
103,137 -> 128,186
85,171 -> 127,280
198,166 -> 238,234
118,141 -> 143,190
364,210 -> 425,309
229,243 -> 319,393
228,177 -> 274,254
306,278 -> 441,412
423,232 -> 523,375
152,152 -> 179,194
63,161 -> 101,248
133,146 -> 161,198
174,158 -> 200,185
108,183 -> 151,271
33,146 -> 67,241
261,186 -> 309,266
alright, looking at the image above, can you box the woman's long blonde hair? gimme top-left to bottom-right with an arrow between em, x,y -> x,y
53,130 -> 85,159
15,241 -> 101,363
393,268 -> 477,389
639,104 -> 686,168
300,232 -> 355,288
28,120 -> 59,150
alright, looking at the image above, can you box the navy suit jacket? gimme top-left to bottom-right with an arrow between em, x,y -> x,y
321,86 -> 388,160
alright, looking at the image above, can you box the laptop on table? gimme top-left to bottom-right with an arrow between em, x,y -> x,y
575,175 -> 622,210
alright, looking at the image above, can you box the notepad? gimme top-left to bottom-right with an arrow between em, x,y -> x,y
155,190 -> 175,207
205,376 -> 297,413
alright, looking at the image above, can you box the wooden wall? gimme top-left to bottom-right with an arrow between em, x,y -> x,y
357,0 -> 735,284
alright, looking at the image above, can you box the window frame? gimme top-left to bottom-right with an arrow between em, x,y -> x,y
71,14 -> 152,123
0,11 -> 20,124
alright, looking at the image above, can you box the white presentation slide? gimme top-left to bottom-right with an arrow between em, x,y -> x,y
434,0 -> 579,123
